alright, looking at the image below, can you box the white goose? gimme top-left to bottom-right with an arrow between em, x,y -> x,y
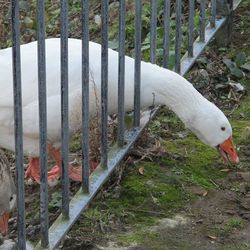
0,38 -> 239,184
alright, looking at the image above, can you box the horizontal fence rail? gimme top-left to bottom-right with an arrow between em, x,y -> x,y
4,0 -> 239,248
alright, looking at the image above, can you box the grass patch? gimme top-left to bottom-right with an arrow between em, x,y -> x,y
216,217 -> 245,236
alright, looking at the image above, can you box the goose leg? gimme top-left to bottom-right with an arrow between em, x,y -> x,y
66,161 -> 98,181
25,157 -> 61,185
25,157 -> 41,184
0,212 -> 9,236
26,145 -> 99,184
48,145 -> 99,182
48,144 -> 82,182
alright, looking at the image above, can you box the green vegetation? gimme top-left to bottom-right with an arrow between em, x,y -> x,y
1,0 -> 211,68
216,217 -> 245,236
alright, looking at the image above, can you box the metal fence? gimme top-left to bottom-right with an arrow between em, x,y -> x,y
8,0 -> 234,249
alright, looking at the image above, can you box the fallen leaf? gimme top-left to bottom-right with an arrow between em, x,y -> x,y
228,81 -> 245,92
235,51 -> 246,66
207,235 -> 217,240
138,167 -> 144,175
220,169 -> 231,172
202,191 -> 208,197
240,113 -> 245,118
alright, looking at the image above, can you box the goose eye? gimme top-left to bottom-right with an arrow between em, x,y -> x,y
221,127 -> 226,131
9,196 -> 13,202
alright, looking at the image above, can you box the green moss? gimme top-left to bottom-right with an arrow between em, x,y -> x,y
118,230 -> 171,250
114,162 -> 185,214
231,120 -> 250,141
161,134 -> 224,188
229,96 -> 250,121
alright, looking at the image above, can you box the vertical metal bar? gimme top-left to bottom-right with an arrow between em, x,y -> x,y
11,1 -> 26,249
163,0 -> 170,68
101,0 -> 108,168
134,0 -> 141,127
82,0 -> 90,191
175,0 -> 182,73
36,0 -> 48,247
210,0 -> 216,28
227,0 -> 233,44
117,0 -> 126,146
200,0 -> 206,42
188,0 -> 194,57
150,0 -> 157,64
60,0 -> 69,217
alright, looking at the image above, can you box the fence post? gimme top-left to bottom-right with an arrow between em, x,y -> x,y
215,0 -> 233,46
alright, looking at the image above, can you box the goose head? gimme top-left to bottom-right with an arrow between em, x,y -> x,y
186,102 -> 239,163
0,151 -> 16,236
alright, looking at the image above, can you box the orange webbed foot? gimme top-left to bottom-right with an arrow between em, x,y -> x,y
47,165 -> 61,186
68,165 -> 82,182
25,158 -> 41,184
68,161 -> 99,182
25,157 -> 61,186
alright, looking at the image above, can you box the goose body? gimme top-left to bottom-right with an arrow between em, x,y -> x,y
0,150 -> 16,236
0,38 -> 239,183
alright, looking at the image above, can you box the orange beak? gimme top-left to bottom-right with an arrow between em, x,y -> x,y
218,136 -> 239,164
0,212 -> 10,236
